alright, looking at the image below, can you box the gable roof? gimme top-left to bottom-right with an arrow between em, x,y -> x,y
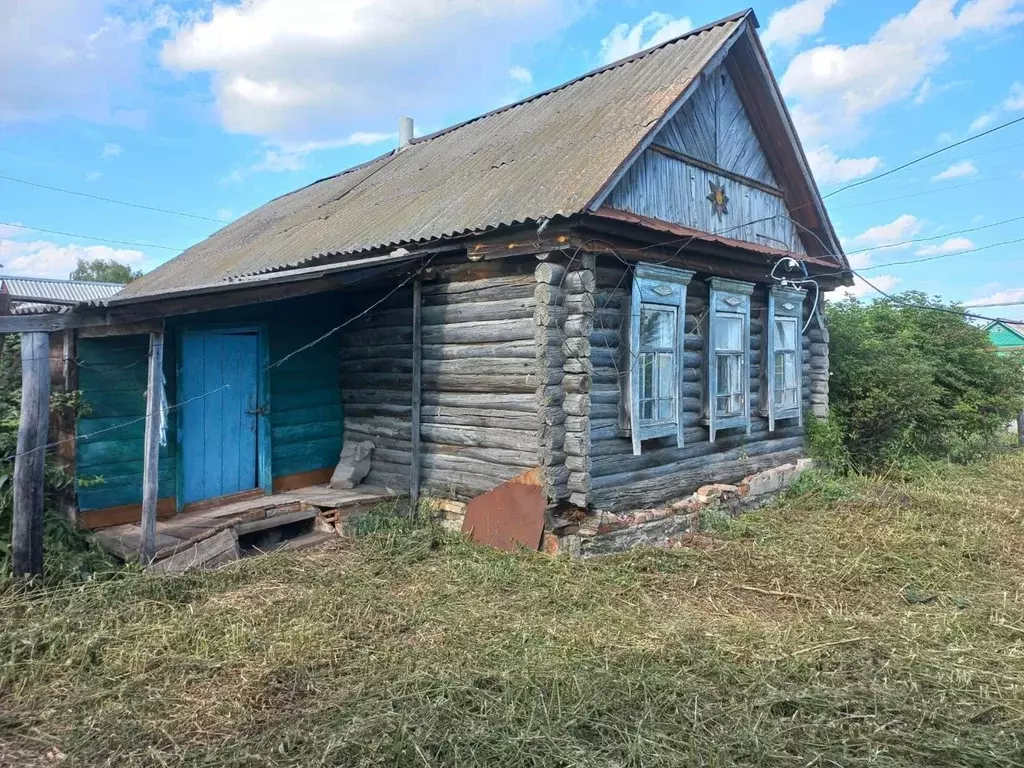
116,9 -> 841,304
985,320 -> 1024,343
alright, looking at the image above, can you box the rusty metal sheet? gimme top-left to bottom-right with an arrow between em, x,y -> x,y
462,480 -> 546,553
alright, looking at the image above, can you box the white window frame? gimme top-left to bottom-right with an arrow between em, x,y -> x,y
765,285 -> 806,431
706,277 -> 754,442
621,264 -> 695,456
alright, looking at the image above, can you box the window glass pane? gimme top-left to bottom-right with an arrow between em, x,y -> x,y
716,354 -> 732,396
657,352 -> 674,415
640,306 -> 675,348
784,353 -> 797,386
716,353 -> 743,414
715,314 -> 743,351
774,352 -> 786,394
774,317 -> 797,351
639,352 -> 654,399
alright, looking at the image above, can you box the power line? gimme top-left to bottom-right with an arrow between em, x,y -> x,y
0,174 -> 223,223
823,114 -> 1024,198
843,214 -> 1024,257
831,174 -> 1016,212
860,235 -> 1024,272
0,221 -> 183,252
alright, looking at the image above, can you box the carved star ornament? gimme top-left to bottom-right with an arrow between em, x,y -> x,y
707,181 -> 729,217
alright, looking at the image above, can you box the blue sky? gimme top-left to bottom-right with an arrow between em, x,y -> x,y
1,0 -> 1023,317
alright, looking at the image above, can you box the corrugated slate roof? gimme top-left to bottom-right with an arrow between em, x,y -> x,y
115,11 -> 748,302
1,276 -> 123,304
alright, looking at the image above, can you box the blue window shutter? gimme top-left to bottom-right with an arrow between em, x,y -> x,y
707,277 -> 755,442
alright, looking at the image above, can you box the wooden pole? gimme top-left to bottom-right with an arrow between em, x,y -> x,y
139,331 -> 164,565
410,279 -> 422,506
1018,410 -> 1024,446
12,332 -> 51,581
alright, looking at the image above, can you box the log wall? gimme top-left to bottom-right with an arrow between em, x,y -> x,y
587,255 -> 826,512
341,268 -> 543,500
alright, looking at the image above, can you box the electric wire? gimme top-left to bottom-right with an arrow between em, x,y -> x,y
0,173 -> 223,223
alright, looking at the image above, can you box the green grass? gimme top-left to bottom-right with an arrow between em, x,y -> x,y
3,455 -> 1024,766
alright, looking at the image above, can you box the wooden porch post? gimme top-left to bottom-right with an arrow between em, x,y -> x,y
12,332 -> 51,580
139,331 -> 164,565
410,279 -> 422,506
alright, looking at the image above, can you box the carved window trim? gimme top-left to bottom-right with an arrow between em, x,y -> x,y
706,277 -> 754,442
765,285 -> 806,431
620,264 -> 695,456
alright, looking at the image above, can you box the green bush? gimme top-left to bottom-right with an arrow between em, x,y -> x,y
824,292 -> 1024,471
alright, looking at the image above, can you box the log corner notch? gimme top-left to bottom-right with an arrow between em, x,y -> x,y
12,332 -> 51,581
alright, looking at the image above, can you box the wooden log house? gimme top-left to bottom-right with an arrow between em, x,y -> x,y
2,10 -> 851,570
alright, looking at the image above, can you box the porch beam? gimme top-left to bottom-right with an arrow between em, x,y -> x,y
139,330 -> 165,565
12,332 -> 51,581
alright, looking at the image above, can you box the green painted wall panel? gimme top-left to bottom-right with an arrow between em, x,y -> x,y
988,323 -> 1024,350
76,293 -> 346,512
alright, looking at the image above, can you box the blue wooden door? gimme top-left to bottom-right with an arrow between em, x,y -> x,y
180,329 -> 260,506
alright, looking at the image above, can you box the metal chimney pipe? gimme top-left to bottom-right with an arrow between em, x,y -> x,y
398,117 -> 414,149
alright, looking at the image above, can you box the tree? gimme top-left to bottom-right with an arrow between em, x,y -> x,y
823,292 -> 1024,470
69,258 -> 142,284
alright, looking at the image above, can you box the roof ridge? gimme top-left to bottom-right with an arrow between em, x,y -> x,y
410,9 -> 754,147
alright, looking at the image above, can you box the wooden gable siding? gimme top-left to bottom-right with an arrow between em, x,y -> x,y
582,255 -> 827,512
75,294 -> 344,514
607,149 -> 807,255
340,265 -> 542,501
659,66 -> 777,188
605,58 -> 808,257
988,322 -> 1024,350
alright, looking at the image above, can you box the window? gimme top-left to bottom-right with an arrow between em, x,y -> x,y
706,277 -> 754,441
765,286 -> 805,431
623,264 -> 695,456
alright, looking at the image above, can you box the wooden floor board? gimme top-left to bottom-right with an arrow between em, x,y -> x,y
92,484 -> 397,563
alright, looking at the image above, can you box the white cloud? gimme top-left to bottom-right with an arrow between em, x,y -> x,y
849,214 -> 923,248
509,66 -> 533,84
969,111 -> 997,132
780,0 -> 1024,144
262,132 -> 393,173
101,142 -> 122,159
162,0 -> 580,143
599,12 -> 694,64
0,236 -> 151,279
838,274 -> 901,300
915,236 -> 975,255
216,208 -> 233,221
936,131 -> 955,143
931,159 -> 978,180
964,287 -> 1024,306
805,145 -> 883,184
760,0 -> 837,50
85,171 -> 103,182
914,78 -> 935,105
0,1 -> 173,123
1005,82 -> 1024,110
